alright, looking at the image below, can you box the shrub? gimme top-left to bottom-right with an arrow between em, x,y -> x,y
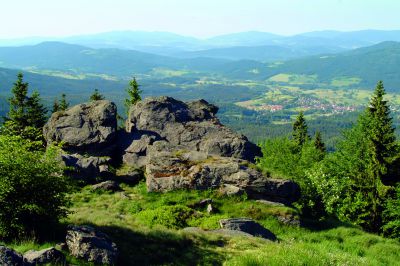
257,137 -> 325,218
0,135 -> 71,239
136,205 -> 194,229
382,185 -> 400,239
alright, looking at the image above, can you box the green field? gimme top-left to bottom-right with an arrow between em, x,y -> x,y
5,182 -> 399,265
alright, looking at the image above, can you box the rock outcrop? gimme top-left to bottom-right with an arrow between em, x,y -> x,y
219,218 -> 277,240
0,246 -> 25,266
119,96 -> 300,203
123,96 -> 262,166
44,100 -> 117,155
42,96 -> 300,204
66,225 -> 118,265
145,143 -> 300,204
23,247 -> 66,265
92,180 -> 121,192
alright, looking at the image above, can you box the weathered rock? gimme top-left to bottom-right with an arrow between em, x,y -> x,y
92,181 -> 121,192
62,154 -> 113,182
277,215 -> 301,226
219,218 -> 277,241
116,169 -> 143,185
0,246 -> 25,266
256,199 -> 286,207
206,204 -> 214,214
182,227 -> 270,239
145,147 -> 300,204
124,96 -> 261,164
44,100 -> 117,155
23,247 -> 66,265
189,198 -> 213,209
219,184 -> 244,196
66,225 -> 118,265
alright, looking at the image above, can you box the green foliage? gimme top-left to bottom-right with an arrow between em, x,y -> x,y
257,137 -> 325,217
3,73 -> 47,144
25,90 -> 47,129
0,121 -> 45,151
136,205 -> 194,229
89,89 -> 105,101
124,77 -> 142,114
61,182 -> 400,265
6,73 -> 29,132
313,130 -> 326,154
0,135 -> 71,240
52,98 -> 60,113
382,185 -> 400,239
309,81 -> 399,233
292,111 -> 310,150
59,93 -> 69,111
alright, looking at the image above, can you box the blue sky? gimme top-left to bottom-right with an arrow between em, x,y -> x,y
1,0 -> 399,38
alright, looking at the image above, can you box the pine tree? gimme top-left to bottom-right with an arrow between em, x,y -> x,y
90,89 -> 105,101
366,81 -> 397,178
314,130 -> 326,153
292,111 -> 310,150
6,73 -> 29,131
125,77 -> 142,115
59,93 -> 69,111
26,91 -> 47,129
52,98 -> 60,113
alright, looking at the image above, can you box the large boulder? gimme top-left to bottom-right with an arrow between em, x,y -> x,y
145,142 -> 300,204
43,100 -> 117,155
219,218 -> 277,241
23,247 -> 66,265
123,97 -> 261,165
0,246 -> 25,266
66,225 -> 118,265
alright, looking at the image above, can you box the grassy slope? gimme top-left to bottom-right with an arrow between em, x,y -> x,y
5,182 -> 398,265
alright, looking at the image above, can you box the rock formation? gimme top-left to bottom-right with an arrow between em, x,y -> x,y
43,96 -> 300,204
43,100 -> 117,155
66,225 -> 118,265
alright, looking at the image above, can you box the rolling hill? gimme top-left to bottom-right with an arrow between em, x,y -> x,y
218,41 -> 400,91
0,42 -> 229,77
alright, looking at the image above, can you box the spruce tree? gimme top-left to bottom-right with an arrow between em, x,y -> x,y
59,93 -> 69,111
90,89 -> 105,101
314,130 -> 326,153
7,73 -> 29,131
125,77 -> 142,115
26,91 -> 47,129
52,98 -> 60,113
292,111 -> 310,150
366,81 -> 397,178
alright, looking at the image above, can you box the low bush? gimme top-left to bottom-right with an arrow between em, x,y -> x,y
0,135 -> 71,240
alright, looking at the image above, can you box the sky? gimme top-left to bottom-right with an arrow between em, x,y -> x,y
0,0 -> 399,39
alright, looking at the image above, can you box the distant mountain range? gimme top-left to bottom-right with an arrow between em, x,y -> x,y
0,39 -> 399,93
2,30 -> 400,60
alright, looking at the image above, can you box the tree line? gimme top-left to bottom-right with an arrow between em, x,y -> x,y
258,81 -> 400,239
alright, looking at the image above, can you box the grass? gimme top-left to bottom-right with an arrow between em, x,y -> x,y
4,182 -> 400,265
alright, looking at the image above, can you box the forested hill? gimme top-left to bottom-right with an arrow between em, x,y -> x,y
222,41 -> 400,91
0,42 -> 229,77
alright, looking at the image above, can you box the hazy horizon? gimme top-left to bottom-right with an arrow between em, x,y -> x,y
1,0 -> 400,39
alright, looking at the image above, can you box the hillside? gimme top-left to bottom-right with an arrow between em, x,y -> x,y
0,42 -> 230,77
1,96 -> 399,265
219,41 -> 400,90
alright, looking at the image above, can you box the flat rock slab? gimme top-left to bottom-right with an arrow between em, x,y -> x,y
92,180 -> 121,192
24,247 -> 66,265
219,218 -> 277,241
256,199 -> 286,207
